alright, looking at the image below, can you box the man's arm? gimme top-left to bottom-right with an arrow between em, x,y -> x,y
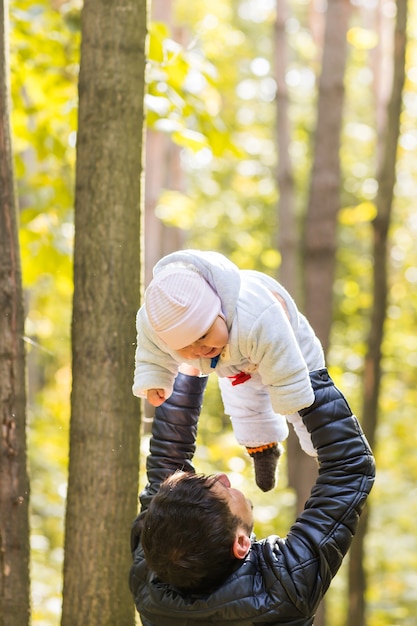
131,371 -> 207,552
272,369 -> 375,617
141,371 -> 207,510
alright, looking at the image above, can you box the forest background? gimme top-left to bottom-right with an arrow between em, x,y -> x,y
3,0 -> 417,625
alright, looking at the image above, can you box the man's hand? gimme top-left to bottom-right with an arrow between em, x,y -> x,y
147,388 -> 166,407
179,363 -> 202,376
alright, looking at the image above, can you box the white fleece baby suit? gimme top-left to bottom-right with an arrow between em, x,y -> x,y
133,250 -> 325,454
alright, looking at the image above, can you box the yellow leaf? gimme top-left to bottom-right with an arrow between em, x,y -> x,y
171,128 -> 209,151
148,21 -> 171,63
347,27 -> 378,50
339,202 -> 377,225
260,248 -> 281,270
155,190 -> 196,229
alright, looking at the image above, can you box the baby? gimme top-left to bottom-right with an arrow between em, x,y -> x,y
133,249 -> 324,491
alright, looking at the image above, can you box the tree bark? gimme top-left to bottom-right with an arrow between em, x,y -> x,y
274,0 -> 319,524
0,0 -> 31,623
346,2 -> 407,625
275,0 -> 298,299
61,1 -> 146,625
144,0 -> 185,287
303,3 -> 351,625
303,0 -> 351,354
144,128 -> 185,286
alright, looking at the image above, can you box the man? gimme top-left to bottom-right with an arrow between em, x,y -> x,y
130,368 -> 375,625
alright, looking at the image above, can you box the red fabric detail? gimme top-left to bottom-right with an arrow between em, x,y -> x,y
228,372 -> 252,386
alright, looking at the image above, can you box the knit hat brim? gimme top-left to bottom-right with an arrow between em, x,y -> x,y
145,265 -> 222,350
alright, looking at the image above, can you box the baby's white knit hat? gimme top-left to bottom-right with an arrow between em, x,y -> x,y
145,265 -> 222,350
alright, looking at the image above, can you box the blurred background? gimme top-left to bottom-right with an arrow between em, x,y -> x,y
6,0 -> 417,624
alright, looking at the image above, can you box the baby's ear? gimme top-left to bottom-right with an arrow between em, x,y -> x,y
232,531 -> 251,559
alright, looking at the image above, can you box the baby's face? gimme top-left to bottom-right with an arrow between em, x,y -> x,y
176,316 -> 228,360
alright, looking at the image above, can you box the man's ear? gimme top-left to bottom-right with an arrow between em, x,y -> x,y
232,530 -> 251,559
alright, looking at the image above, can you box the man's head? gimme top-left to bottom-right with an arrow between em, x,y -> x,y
141,471 -> 253,594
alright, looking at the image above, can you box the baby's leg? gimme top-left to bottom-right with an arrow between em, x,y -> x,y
245,441 -> 284,492
218,376 -> 288,491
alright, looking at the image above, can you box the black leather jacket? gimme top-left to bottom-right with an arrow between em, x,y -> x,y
130,369 -> 375,625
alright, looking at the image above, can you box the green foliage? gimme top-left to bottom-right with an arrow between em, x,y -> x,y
152,0 -> 287,273
10,0 -> 79,622
9,0 -> 417,624
159,3 -> 417,625
146,20 -> 240,156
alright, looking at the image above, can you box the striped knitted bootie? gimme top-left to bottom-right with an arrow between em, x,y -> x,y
246,443 -> 283,492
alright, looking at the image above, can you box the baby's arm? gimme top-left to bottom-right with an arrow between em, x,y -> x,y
248,316 -> 313,414
133,307 -> 179,401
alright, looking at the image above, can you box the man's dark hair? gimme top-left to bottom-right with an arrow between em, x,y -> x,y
141,472 -> 250,593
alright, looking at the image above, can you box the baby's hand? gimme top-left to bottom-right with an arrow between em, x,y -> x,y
147,388 -> 166,407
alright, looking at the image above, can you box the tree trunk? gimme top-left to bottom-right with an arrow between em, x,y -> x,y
144,128 -> 185,286
144,0 -> 185,288
346,2 -> 407,625
0,0 -> 31,623
273,0 -> 319,523
303,0 -> 351,354
303,3 -> 351,626
275,0 -> 298,299
61,1 -> 146,625
273,0 -> 322,608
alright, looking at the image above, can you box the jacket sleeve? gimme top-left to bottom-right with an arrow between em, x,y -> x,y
267,369 -> 375,617
130,373 -> 208,553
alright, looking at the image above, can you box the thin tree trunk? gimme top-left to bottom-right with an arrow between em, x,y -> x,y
303,0 -> 351,354
275,0 -> 298,298
61,1 -> 146,625
346,2 -> 407,625
0,1 -> 31,623
144,0 -> 185,288
274,0 -> 319,522
303,3 -> 351,626
368,0 -> 392,135
144,128 -> 185,286
143,0 -> 185,424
